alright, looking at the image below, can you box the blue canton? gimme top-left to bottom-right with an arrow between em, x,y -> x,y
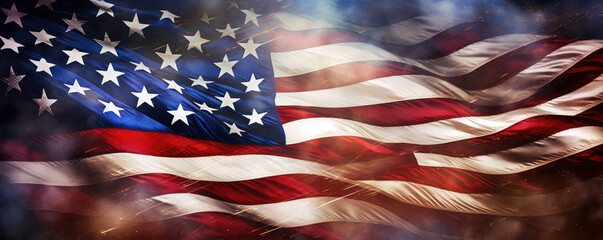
0,0 -> 285,145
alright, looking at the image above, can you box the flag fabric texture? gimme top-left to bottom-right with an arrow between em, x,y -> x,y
0,0 -> 602,239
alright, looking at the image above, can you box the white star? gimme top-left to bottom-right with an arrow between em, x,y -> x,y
90,0 -> 114,17
1,3 -> 27,28
228,2 -> 239,9
214,54 -> 238,78
241,73 -> 264,92
168,103 -> 194,125
97,63 -> 124,86
63,13 -> 87,34
200,11 -> 214,24
156,45 -> 181,71
0,36 -> 23,53
224,122 -> 245,137
36,0 -> 56,10
30,29 -> 56,47
63,48 -> 88,65
64,79 -> 90,95
243,109 -> 267,125
131,86 -> 158,107
130,61 -> 151,73
238,37 -> 262,59
30,58 -> 55,76
162,79 -> 184,94
94,32 -> 120,56
160,10 -> 179,23
216,24 -> 239,39
33,89 -> 57,116
194,102 -> 216,114
98,99 -> 123,117
189,76 -> 212,89
2,66 -> 25,95
242,8 -> 260,26
123,13 -> 148,38
183,31 -> 209,52
216,92 -> 239,110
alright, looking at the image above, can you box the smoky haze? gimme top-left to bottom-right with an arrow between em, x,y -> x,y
0,0 -> 601,239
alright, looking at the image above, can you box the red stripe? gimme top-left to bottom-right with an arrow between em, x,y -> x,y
12,150 -> 601,214
18,173 -> 603,238
1,111 -> 599,164
277,98 -> 480,125
375,147 -> 602,193
271,22 -> 504,59
30,211 -> 311,240
275,61 -> 423,92
278,114 -> 601,162
30,211 -> 427,240
30,204 -> 603,240
29,205 -> 603,240
274,38 -> 576,92
277,58 -> 602,125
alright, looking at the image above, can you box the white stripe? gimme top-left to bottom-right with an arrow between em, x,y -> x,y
415,126 -> 603,174
275,75 -> 471,107
0,154 -> 335,186
28,180 -> 603,224
2,125 -> 600,187
135,194 -> 427,235
472,40 -> 603,105
361,16 -> 467,45
271,34 -> 547,78
31,193 -> 432,238
273,13 -> 336,31
275,40 -> 603,108
273,13 -> 470,45
282,76 -> 602,145
5,125 -> 599,184
362,176 -> 603,216
2,127 -> 601,216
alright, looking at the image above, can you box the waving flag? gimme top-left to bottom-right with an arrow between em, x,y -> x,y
0,0 -> 601,239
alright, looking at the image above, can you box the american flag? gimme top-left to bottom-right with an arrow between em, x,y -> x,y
0,0 -> 601,239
